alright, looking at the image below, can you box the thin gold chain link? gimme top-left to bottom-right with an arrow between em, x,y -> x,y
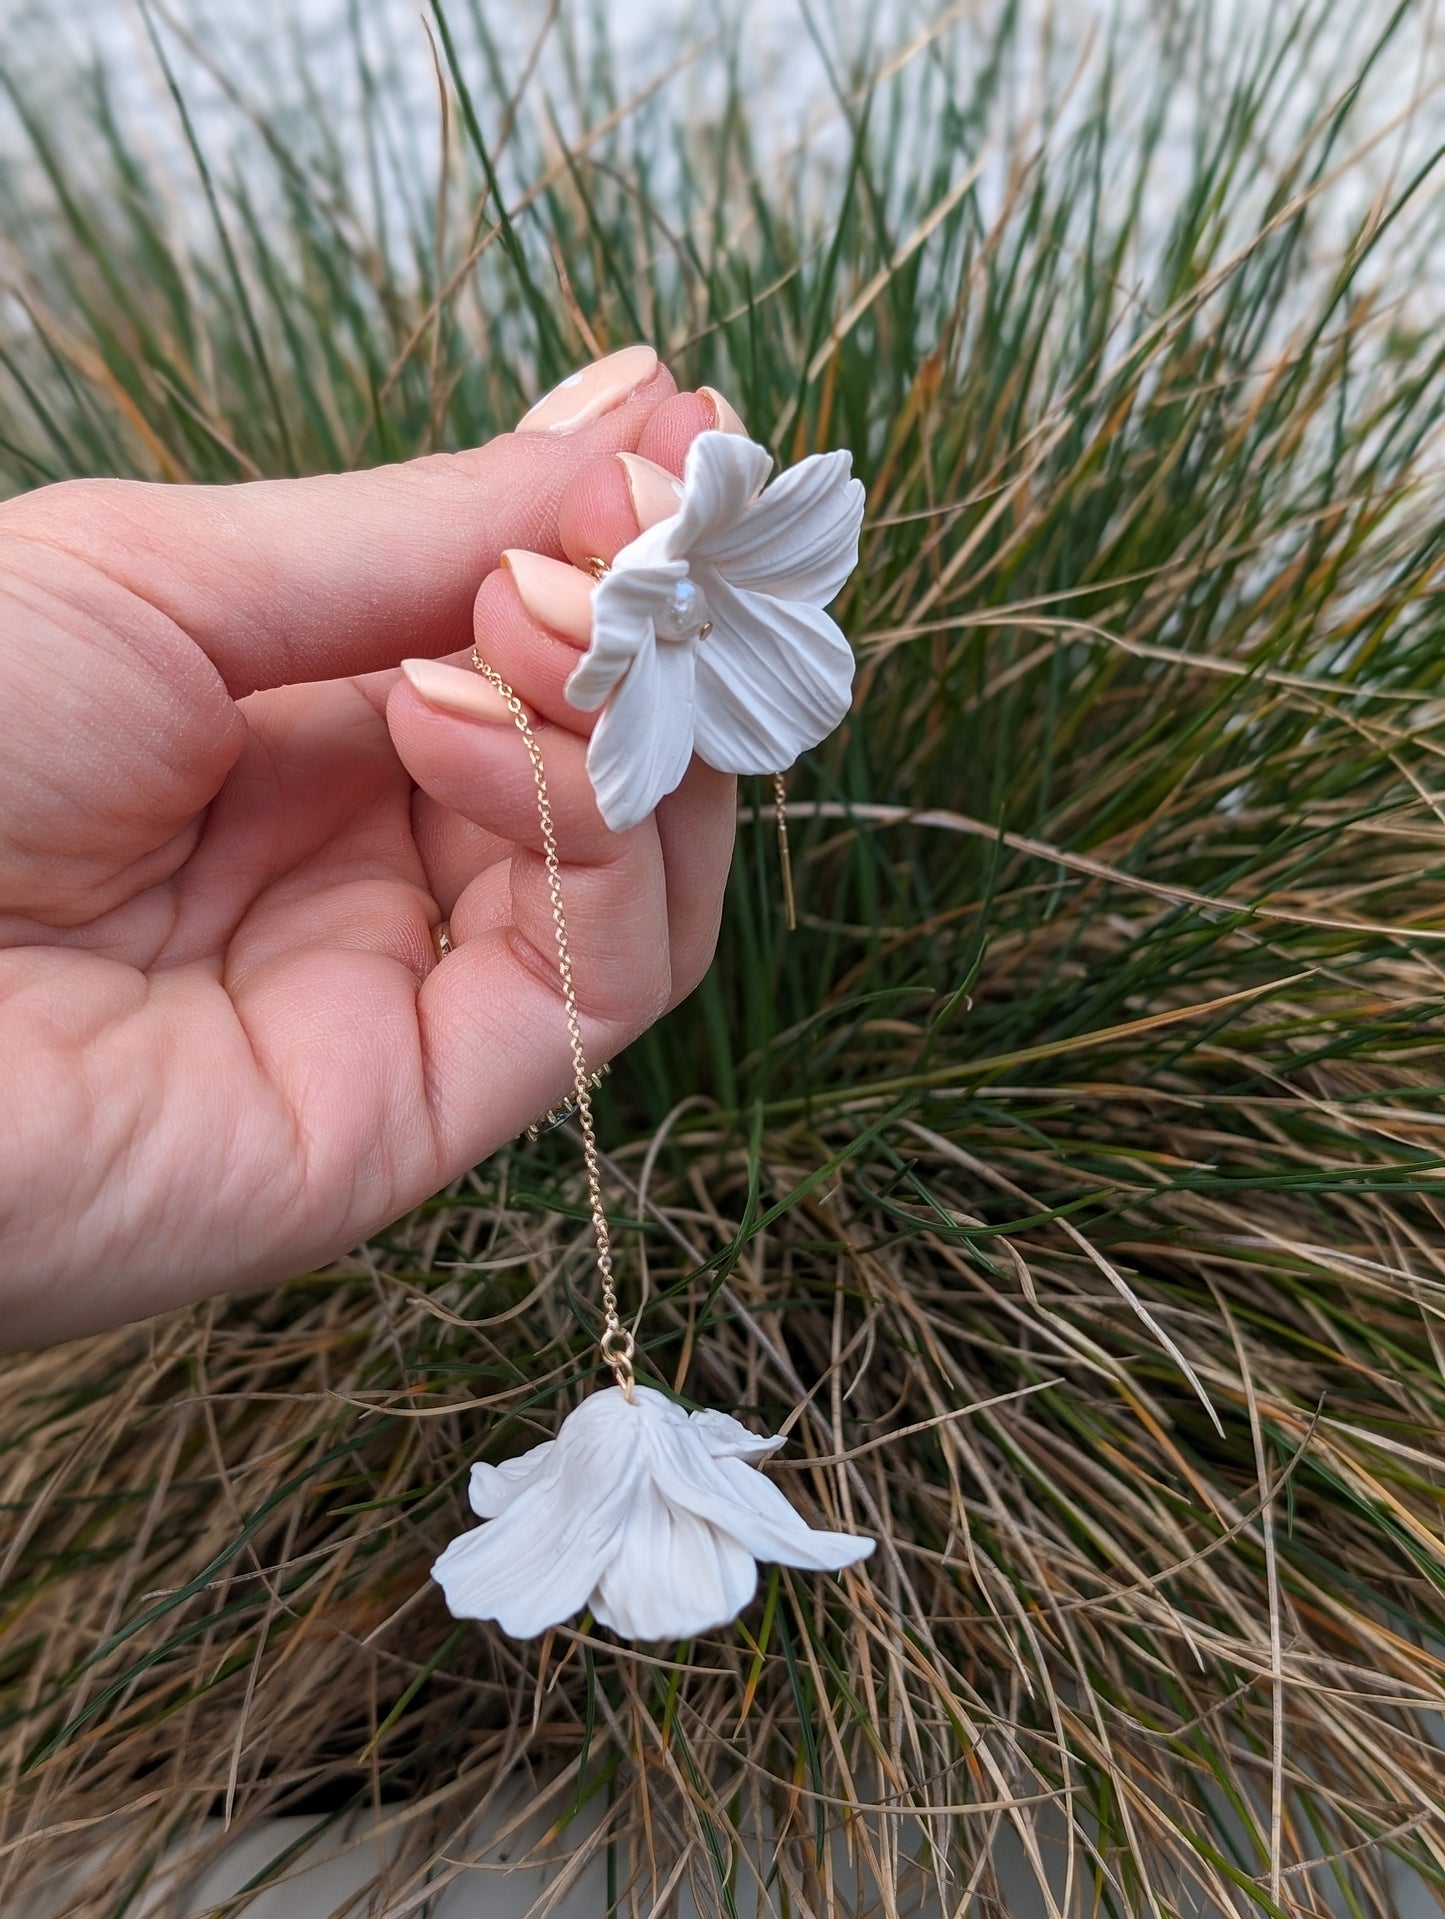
469,647 -> 636,1400
772,771 -> 796,933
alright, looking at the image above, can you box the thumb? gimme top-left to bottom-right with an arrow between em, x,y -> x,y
0,346 -> 669,699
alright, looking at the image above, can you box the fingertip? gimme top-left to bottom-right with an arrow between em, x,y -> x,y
398,653 -> 514,723
514,344 -> 664,434
387,664 -> 613,864
479,360 -> 683,558
554,389 -> 716,569
556,453 -> 640,573
598,357 -> 681,443
471,564 -> 599,734
635,390 -> 717,474
616,452 -> 685,529
499,549 -> 593,646
698,386 -> 749,436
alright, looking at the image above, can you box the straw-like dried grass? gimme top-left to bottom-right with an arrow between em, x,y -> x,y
3,2 -> 1445,1913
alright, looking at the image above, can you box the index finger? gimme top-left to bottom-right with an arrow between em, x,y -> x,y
0,346 -> 673,699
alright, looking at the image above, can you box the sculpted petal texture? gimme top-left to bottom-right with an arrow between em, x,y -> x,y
565,431 -> 865,831
433,1385 -> 874,1642
696,447 -> 864,602
692,575 -> 858,774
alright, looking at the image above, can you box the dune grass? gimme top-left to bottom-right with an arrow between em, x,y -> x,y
3,1 -> 1445,1912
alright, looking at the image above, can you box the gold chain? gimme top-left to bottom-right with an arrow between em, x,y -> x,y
469,648 -> 636,1400
772,771 -> 797,933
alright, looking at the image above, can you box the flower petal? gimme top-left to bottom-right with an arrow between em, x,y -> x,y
590,1477 -> 758,1639
432,1439 -> 642,1637
469,1440 -> 556,1518
690,572 -> 855,774
650,1421 -> 875,1573
667,431 -> 774,553
689,1406 -> 784,1463
630,1383 -> 690,1423
695,450 -> 864,604
584,626 -> 697,832
557,1382 -> 651,1436
711,1455 -> 875,1570
565,548 -> 686,713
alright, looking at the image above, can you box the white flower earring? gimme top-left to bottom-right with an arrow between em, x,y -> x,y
433,1387 -> 870,1640
432,425 -> 874,1644
567,429 -> 865,833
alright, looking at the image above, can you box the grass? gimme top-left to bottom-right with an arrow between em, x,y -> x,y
3,0 -> 1445,1912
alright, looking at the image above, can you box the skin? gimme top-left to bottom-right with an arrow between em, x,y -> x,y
0,364 -> 738,1346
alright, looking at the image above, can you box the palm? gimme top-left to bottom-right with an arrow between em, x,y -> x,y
2,606 -> 526,1320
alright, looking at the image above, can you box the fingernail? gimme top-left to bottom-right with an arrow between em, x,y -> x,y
700,386 -> 748,435
502,550 -> 594,645
516,344 -> 659,433
616,451 -> 684,530
401,657 -> 513,723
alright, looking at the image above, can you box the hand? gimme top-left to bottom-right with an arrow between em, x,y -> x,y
0,349 -> 741,1345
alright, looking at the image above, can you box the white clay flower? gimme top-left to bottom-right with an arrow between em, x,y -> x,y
566,430 -> 866,833
431,1384 -> 874,1641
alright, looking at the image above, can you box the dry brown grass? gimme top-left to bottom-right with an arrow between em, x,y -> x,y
4,1 -> 1445,1913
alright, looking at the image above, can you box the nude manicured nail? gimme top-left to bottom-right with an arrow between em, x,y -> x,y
617,451 -> 684,530
502,550 -> 594,645
700,386 -> 748,435
401,657 -> 513,722
516,344 -> 659,433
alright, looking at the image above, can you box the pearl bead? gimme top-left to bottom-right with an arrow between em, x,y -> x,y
654,576 -> 710,644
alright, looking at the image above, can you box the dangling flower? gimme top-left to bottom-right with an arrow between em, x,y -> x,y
431,1384 -> 874,1641
567,430 -> 865,833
